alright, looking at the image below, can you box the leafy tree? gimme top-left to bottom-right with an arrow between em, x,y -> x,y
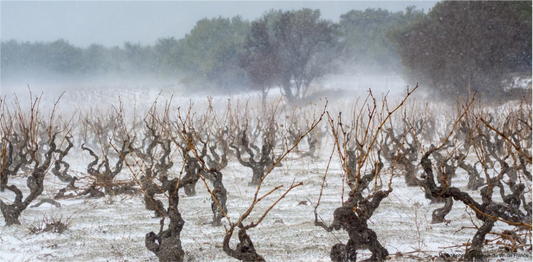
506,1 -> 533,71
153,37 -> 181,76
239,13 -> 282,106
391,1 -> 532,99
175,16 -> 251,91
1,39 -> 83,76
1,40 -> 26,75
81,43 -> 120,75
46,39 -> 83,73
339,7 -> 425,73
241,9 -> 340,102
122,41 -> 158,75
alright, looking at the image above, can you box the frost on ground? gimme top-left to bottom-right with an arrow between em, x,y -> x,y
1,157 -> 530,261
0,84 -> 531,262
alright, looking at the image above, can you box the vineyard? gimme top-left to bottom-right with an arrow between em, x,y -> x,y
0,86 -> 531,262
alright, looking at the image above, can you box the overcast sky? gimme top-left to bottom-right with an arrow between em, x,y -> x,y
1,1 -> 438,48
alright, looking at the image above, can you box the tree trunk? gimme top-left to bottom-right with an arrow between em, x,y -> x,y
261,89 -> 267,111
248,168 -> 264,186
145,193 -> 185,262
0,201 -> 22,226
465,218 -> 495,261
431,197 -> 453,223
184,183 -> 196,196
404,167 -> 420,187
282,83 -> 295,102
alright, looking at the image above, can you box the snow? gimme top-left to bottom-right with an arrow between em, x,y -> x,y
0,82 -> 531,262
1,157 -> 530,261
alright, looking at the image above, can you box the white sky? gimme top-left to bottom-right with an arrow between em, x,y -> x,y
1,1 -> 439,48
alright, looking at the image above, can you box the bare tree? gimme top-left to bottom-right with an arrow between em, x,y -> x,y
419,96 -> 532,261
0,94 -> 70,226
315,87 -> 418,261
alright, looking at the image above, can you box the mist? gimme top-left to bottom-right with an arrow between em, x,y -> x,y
0,1 -> 442,107
0,2 -> 531,261
1,1 -> 530,108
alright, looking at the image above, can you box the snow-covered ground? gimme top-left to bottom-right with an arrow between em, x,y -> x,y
1,156 -> 529,261
0,79 -> 531,262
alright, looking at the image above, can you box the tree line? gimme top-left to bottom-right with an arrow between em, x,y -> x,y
2,2 -> 531,100
3,8 -> 415,95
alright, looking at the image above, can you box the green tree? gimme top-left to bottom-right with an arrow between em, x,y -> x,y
506,1 -> 533,71
176,16 -> 250,91
241,9 -> 340,102
122,41 -> 157,75
1,39 -> 84,77
81,43 -> 121,75
154,37 -> 181,76
339,7 -> 425,73
240,11 -> 283,106
1,40 -> 25,74
46,39 -> 83,74
391,1 -> 532,99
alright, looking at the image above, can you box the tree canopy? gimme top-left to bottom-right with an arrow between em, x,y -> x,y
174,16 -> 251,90
391,1 -> 532,99
240,9 -> 340,102
2,3 -> 530,101
339,7 -> 425,73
